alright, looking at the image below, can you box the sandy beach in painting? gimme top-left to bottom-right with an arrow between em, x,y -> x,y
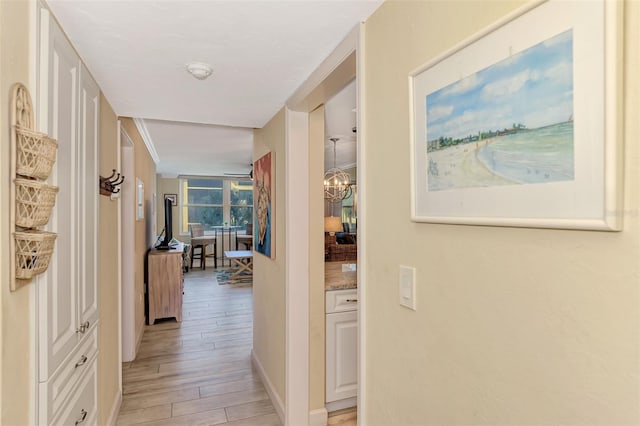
424,29 -> 575,192
427,137 -> 514,191
427,122 -> 575,192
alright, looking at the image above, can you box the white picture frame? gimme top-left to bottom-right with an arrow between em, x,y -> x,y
409,0 -> 623,230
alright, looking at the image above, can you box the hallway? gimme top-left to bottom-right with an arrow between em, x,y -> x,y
117,268 -> 280,425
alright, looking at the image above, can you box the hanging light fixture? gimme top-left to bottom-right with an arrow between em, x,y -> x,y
324,137 -> 353,203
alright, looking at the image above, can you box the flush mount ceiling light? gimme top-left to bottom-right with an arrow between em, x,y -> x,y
185,62 -> 213,80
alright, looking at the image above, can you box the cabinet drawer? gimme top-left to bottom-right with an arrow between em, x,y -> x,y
40,327 -> 98,423
326,289 -> 358,314
50,360 -> 97,426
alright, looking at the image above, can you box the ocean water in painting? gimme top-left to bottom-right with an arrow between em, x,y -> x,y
426,121 -> 574,192
425,29 -> 574,192
476,121 -> 574,185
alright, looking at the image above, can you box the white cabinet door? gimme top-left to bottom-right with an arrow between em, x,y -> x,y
37,5 -> 101,425
78,64 -> 100,332
37,5 -> 100,380
326,310 -> 358,403
38,7 -> 80,381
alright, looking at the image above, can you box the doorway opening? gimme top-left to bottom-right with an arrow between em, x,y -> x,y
284,25 -> 365,425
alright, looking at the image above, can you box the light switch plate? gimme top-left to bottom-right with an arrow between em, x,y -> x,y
399,265 -> 416,310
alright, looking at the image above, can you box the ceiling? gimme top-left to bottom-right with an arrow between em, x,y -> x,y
324,80 -> 357,171
47,0 -> 382,176
141,120 -> 254,177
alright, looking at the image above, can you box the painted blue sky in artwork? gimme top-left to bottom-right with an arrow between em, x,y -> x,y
427,30 -> 573,142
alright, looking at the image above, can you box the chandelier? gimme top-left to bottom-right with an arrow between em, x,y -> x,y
324,137 -> 353,203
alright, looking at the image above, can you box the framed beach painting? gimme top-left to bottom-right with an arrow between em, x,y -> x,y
254,151 -> 275,258
409,0 -> 623,230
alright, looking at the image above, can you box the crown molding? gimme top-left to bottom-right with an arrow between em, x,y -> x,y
133,118 -> 160,164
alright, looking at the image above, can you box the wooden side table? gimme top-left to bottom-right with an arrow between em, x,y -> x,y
147,243 -> 184,324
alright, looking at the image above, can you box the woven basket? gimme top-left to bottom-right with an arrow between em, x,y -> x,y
15,178 -> 59,228
14,231 -> 57,280
15,125 -> 58,180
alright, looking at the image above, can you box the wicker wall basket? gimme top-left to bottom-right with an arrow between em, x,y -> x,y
15,125 -> 57,180
14,178 -> 59,228
14,230 -> 57,280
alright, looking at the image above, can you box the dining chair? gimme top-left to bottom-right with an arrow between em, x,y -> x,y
190,223 -> 217,269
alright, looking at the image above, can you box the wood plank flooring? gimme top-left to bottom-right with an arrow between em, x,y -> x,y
327,409 -> 357,426
117,267 -> 281,426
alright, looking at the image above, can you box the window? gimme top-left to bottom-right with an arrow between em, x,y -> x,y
230,180 -> 254,228
180,178 -> 253,234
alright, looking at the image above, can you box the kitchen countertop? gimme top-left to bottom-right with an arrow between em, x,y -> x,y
325,261 -> 357,291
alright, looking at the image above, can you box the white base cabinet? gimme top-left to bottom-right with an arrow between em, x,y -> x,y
326,289 -> 358,406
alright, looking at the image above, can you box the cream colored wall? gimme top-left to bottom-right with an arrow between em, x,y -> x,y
120,118 -> 157,348
309,105 -> 326,411
0,0 -> 32,423
253,108 -> 287,403
363,1 -> 640,424
98,96 -> 121,424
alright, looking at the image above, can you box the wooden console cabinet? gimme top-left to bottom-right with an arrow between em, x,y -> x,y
147,244 -> 184,324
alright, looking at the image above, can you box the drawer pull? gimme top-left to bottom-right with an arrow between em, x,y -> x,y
75,409 -> 87,425
74,355 -> 88,368
76,321 -> 90,334
346,299 -> 358,303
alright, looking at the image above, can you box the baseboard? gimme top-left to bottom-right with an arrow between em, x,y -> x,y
326,397 -> 357,413
106,391 -> 122,426
135,333 -> 143,357
309,407 -> 328,426
134,319 -> 145,357
251,349 -> 285,424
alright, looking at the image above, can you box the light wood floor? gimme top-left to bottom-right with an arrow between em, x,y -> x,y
327,408 -> 357,426
117,266 -> 281,426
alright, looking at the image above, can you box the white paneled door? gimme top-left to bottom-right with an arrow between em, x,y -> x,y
38,6 -> 81,379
